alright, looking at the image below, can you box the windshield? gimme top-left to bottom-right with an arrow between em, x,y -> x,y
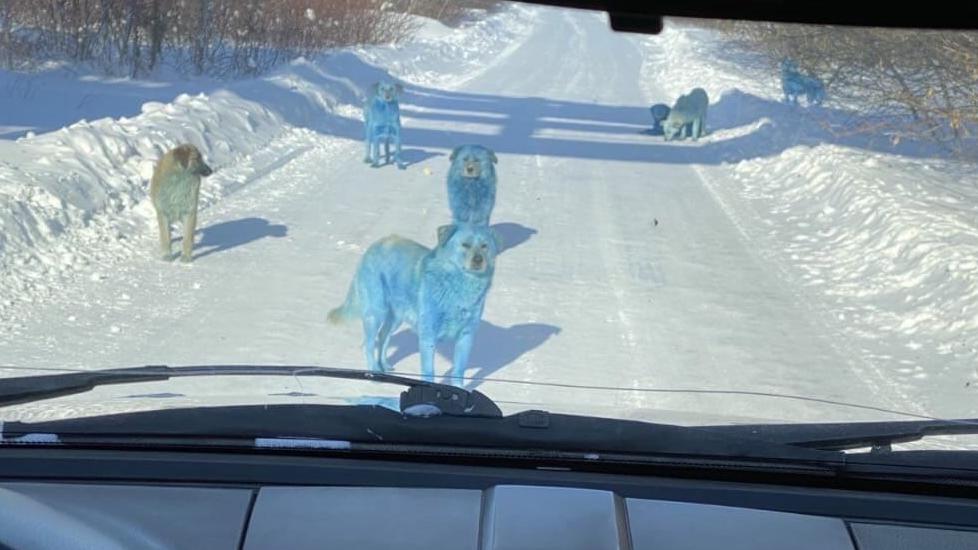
0,1 -> 976,453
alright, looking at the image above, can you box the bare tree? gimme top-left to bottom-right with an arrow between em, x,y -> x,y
721,21 -> 978,158
0,0 -> 443,78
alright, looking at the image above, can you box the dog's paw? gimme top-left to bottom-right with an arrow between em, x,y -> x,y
396,163 -> 406,170
370,162 -> 381,168
368,364 -> 386,375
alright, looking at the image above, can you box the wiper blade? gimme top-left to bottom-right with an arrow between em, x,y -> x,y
700,418 -> 978,452
2,403 -> 840,465
0,365 -> 502,418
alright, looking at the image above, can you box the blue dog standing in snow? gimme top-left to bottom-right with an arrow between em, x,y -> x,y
662,88 -> 709,141
363,81 -> 405,169
780,59 -> 825,106
446,145 -> 497,226
648,103 -> 671,136
328,224 -> 502,386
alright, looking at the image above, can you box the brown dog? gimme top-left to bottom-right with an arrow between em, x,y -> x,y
149,144 -> 213,262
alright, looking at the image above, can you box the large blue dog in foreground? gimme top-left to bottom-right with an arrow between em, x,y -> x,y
328,223 -> 502,386
780,59 -> 825,106
363,81 -> 405,169
446,145 -> 498,226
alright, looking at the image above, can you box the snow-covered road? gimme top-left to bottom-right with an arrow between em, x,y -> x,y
2,7 -> 969,430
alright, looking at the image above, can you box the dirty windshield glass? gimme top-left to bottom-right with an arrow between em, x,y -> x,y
0,1 -> 976,450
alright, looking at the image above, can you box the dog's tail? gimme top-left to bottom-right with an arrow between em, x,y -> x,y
327,284 -> 360,325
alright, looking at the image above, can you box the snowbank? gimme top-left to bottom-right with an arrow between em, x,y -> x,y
0,5 -> 538,315
637,23 -> 978,412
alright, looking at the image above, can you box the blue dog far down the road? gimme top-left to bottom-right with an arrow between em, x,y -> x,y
780,58 -> 825,106
363,80 -> 406,169
446,144 -> 498,227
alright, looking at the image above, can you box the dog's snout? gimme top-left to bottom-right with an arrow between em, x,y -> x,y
471,254 -> 485,269
200,164 -> 213,177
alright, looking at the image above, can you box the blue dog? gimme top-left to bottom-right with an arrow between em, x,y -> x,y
446,145 -> 497,226
648,103 -> 671,135
328,223 -> 502,386
781,59 -> 825,106
363,81 -> 405,169
662,88 -> 709,141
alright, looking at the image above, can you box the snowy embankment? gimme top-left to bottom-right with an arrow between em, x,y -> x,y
0,5 -> 537,318
637,24 -> 978,416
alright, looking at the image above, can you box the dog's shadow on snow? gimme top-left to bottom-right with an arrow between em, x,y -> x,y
400,148 -> 443,168
265,53 -> 948,164
187,217 -> 289,260
491,222 -> 537,254
385,321 -> 562,391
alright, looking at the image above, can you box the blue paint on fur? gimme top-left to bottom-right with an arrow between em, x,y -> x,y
781,58 -> 825,106
663,88 -> 709,141
363,81 -> 405,169
446,144 -> 497,226
329,224 -> 501,386
648,103 -> 671,136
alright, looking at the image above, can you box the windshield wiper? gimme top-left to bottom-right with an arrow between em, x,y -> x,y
0,365 -> 502,418
699,418 -> 978,452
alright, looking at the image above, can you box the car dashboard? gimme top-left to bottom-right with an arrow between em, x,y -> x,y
1,450 -> 977,550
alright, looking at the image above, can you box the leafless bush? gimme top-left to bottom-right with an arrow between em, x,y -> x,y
391,0 -> 501,27
719,21 -> 978,158
0,0 -> 418,78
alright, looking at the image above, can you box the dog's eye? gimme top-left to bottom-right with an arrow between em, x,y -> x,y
462,243 -> 471,249
480,244 -> 488,250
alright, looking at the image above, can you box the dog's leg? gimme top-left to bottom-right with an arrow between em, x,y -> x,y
419,342 -> 436,382
180,185 -> 200,263
418,327 -> 437,382
394,129 -> 405,170
180,209 -> 196,263
450,330 -> 475,387
370,138 -> 381,168
364,133 -> 372,164
361,314 -> 384,372
378,313 -> 401,372
156,210 -> 172,260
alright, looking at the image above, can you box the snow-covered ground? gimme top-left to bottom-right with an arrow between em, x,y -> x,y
1,6 -> 976,443
0,9 -> 533,320
639,23 -> 978,422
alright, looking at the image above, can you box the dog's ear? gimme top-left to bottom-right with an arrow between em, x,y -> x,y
449,146 -> 464,162
370,82 -> 379,95
172,145 -> 191,170
395,83 -> 404,94
488,150 -> 498,164
437,224 -> 457,247
490,227 -> 503,252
